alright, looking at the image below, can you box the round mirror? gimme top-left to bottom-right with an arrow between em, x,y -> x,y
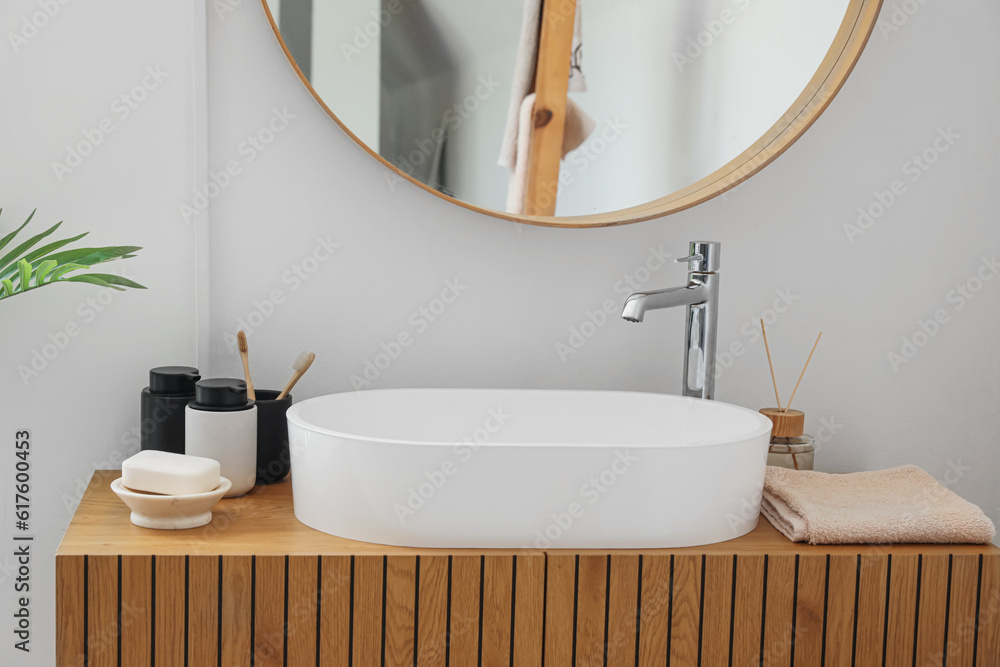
262,0 -> 881,226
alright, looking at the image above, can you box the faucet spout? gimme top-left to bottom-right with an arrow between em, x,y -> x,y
621,283 -> 710,322
620,241 -> 721,400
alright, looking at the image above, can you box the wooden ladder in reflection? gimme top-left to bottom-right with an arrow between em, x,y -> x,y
524,0 -> 578,217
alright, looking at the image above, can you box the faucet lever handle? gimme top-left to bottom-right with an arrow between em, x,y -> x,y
676,241 -> 720,273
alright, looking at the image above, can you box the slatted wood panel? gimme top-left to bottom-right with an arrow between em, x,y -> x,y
221,555 -> 253,665
253,555 -> 285,666
384,556 -> 417,665
731,555 -> 765,665
352,555 -> 384,665
671,554 -> 702,665
513,555 -> 546,667
637,555 -> 672,664
915,554 -> 951,665
702,555 -> 734,666
318,556 -> 352,667
794,554 -> 828,664
187,556 -> 218,667
886,554 -> 920,667
286,556 -> 318,666
55,551 -> 1000,666
606,555 -> 639,667
87,555 -> 117,667
449,555 -> 482,667
482,555 -> 514,664
544,555 -> 577,666
948,555 -> 981,667
977,554 -> 1000,664
855,554 -> 888,667
416,556 -> 449,667
825,555 -> 857,666
762,555 -> 797,667
546,553 -> 1000,667
575,555 -> 608,666
55,555 -> 85,667
152,556 -> 185,667
120,555 -> 152,665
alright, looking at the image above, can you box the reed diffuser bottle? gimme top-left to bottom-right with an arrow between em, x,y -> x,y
760,408 -> 815,470
759,321 -> 822,471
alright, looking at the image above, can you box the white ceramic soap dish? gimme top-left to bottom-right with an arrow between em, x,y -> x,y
111,477 -> 231,529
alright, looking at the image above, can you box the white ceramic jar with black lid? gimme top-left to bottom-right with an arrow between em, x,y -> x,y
185,378 -> 257,497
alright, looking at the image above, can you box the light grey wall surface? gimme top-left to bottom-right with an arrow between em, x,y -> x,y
208,0 -> 1000,537
0,1 -> 205,665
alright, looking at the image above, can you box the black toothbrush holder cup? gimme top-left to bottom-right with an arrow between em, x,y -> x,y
254,389 -> 292,483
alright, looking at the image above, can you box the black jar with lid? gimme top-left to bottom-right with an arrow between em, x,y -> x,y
140,366 -> 200,454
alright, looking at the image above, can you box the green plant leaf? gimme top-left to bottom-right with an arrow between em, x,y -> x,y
17,259 -> 31,291
0,210 -> 146,302
0,244 -> 143,283
63,274 -> 115,289
19,232 -> 89,266
35,259 -> 57,285
47,263 -> 89,283
0,233 -> 90,282
63,273 -> 147,290
0,220 -> 62,273
0,209 -> 34,254
34,245 -> 141,268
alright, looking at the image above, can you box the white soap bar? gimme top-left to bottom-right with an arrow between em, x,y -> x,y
122,450 -> 221,496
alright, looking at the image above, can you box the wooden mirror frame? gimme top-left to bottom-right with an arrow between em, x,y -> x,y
261,0 -> 883,228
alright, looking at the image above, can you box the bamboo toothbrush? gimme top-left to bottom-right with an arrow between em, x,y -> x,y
236,330 -> 255,400
277,351 -> 315,400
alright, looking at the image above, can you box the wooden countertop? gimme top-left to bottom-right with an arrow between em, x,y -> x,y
57,470 -> 1000,558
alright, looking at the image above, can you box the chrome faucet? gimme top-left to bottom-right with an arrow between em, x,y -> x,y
621,241 -> 720,400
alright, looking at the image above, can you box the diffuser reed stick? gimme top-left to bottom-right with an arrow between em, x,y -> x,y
760,325 -> 822,470
761,319 -> 782,410
783,332 -> 822,413
765,327 -> 796,468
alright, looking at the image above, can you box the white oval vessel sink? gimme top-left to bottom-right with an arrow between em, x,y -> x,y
286,389 -> 772,549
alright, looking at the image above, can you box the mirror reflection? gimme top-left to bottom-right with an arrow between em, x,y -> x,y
265,0 -> 851,217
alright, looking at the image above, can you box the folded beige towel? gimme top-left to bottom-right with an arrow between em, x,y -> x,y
761,465 -> 996,545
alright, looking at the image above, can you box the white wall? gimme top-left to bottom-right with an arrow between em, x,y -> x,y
0,1 -> 206,665
208,0 -> 1000,536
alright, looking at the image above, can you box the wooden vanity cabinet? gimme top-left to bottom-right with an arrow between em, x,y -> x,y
57,472 -> 1000,666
